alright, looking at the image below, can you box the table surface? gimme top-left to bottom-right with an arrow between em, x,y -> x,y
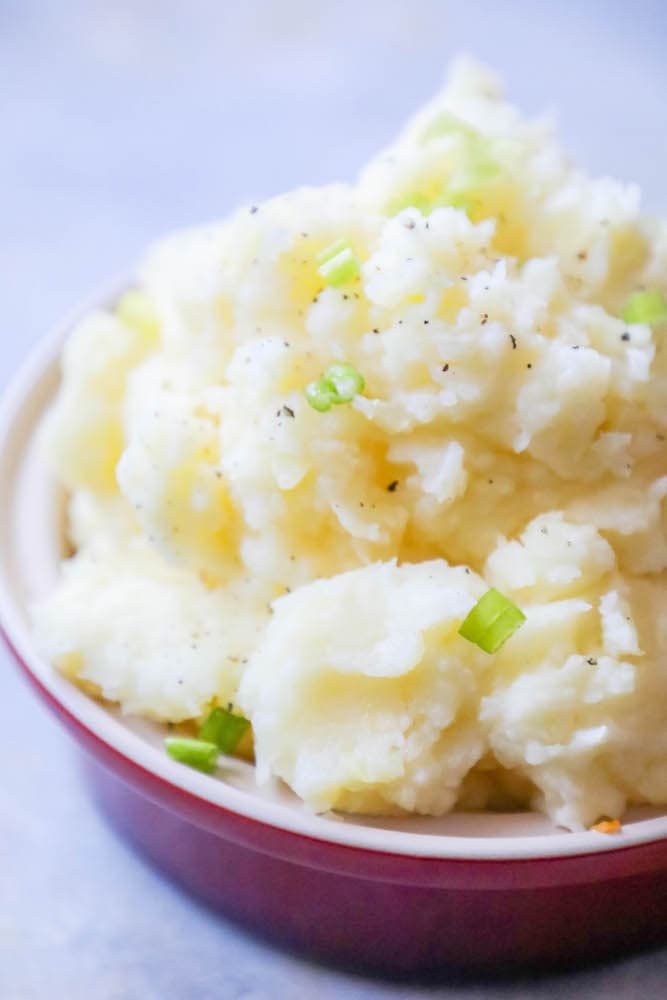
1,2 -> 666,997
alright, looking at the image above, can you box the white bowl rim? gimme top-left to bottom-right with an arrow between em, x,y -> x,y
1,281 -> 666,863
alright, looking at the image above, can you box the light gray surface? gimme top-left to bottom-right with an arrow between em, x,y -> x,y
1,2 -> 666,997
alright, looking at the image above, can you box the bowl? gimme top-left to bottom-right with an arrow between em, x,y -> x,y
2,285 -> 667,976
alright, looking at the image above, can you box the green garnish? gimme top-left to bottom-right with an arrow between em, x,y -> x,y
324,362 -> 366,401
305,380 -> 338,412
420,111 -> 477,144
165,737 -> 219,773
316,239 -> 352,266
116,290 -> 160,340
441,150 -> 502,214
316,240 -> 360,287
621,290 -> 667,328
458,588 -> 526,654
198,706 -> 250,754
305,362 -> 365,412
391,121 -> 503,220
387,191 -> 439,217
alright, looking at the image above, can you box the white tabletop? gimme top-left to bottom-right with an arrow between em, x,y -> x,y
2,2 -> 666,996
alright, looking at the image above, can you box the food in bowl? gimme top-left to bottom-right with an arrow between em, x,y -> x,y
34,58 -> 667,832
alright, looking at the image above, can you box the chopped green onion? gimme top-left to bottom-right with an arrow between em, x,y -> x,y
621,289 -> 667,328
441,146 -> 502,216
325,362 -> 365,401
316,241 -> 360,287
420,111 -> 477,144
305,362 -> 365,412
165,737 -> 219,773
305,379 -> 337,412
116,290 -> 160,340
387,191 -> 438,217
388,137 -> 502,220
458,588 -> 526,654
198,706 -> 250,754
316,239 -> 352,266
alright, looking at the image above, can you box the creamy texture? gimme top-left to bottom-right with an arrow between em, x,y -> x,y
36,58 -> 667,830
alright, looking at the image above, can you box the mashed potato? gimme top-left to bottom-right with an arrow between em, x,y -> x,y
35,58 -> 667,830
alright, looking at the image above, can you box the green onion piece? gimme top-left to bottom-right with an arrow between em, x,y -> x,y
316,238 -> 352,266
165,737 -> 219,773
387,191 -> 438,216
420,111 -> 477,144
441,149 -> 502,216
317,245 -> 360,287
621,289 -> 667,328
305,363 -> 365,411
458,588 -> 526,654
198,706 -> 250,754
116,290 -> 160,340
305,378 -> 337,411
325,362 -> 365,402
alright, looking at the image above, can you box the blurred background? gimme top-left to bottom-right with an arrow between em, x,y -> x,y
2,0 -> 667,381
1,2 -> 666,998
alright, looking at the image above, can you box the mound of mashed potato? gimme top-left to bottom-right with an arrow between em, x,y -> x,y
35,58 -> 667,831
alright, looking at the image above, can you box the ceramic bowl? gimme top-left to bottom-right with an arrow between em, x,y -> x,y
1,287 -> 667,975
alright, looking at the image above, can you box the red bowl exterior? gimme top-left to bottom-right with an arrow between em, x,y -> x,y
7,630 -> 667,975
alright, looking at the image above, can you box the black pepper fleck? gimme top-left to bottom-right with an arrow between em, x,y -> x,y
387,480 -> 399,492
621,332 -> 631,342
510,334 -> 517,349
586,657 -> 598,666
442,363 -> 450,372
